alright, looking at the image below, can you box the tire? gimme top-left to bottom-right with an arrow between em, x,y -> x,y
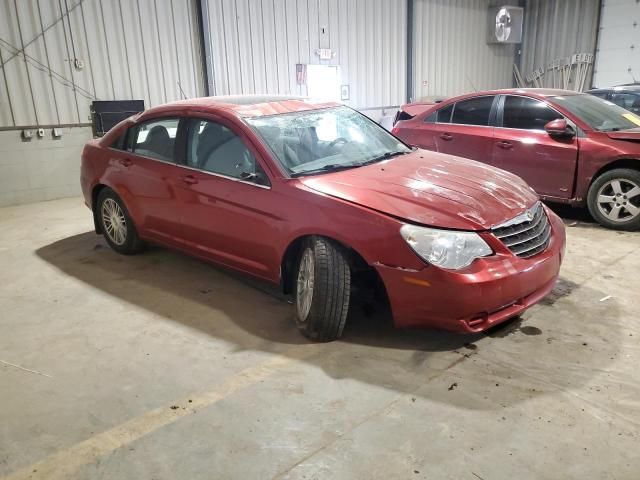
96,188 -> 144,254
294,237 -> 351,342
587,168 -> 640,231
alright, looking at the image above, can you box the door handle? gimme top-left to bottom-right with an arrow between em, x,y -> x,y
496,141 -> 513,150
180,175 -> 198,185
440,133 -> 453,141
119,158 -> 132,167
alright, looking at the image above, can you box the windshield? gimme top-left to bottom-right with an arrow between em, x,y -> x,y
553,94 -> 640,132
246,106 -> 411,176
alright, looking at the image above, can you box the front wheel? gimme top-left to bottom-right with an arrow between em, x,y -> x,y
295,237 -> 351,342
587,169 -> 640,231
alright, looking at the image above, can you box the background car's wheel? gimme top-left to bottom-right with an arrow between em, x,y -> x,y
588,169 -> 640,231
295,237 -> 351,342
97,188 -> 144,254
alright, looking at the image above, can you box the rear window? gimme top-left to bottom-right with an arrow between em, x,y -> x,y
110,133 -> 127,150
451,96 -> 495,126
132,118 -> 180,162
434,104 -> 453,123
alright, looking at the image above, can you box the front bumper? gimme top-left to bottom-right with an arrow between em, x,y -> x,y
376,207 -> 566,333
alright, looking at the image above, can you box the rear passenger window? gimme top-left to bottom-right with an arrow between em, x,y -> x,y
110,132 -> 127,150
451,96 -> 495,125
186,119 -> 269,186
132,118 -> 179,162
435,104 -> 453,123
502,96 -> 563,130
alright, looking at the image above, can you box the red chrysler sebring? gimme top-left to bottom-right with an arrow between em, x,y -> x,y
80,95 -> 565,341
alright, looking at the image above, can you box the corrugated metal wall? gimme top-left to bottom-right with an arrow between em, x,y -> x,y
0,0 -> 205,129
520,0 -> 600,88
412,0 -> 516,99
203,0 -> 407,110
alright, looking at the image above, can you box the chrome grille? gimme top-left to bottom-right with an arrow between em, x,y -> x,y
492,202 -> 551,258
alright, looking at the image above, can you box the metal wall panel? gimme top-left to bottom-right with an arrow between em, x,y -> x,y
204,0 -> 407,109
412,0 -> 516,99
593,0 -> 640,87
520,0 -> 600,89
0,0 -> 205,129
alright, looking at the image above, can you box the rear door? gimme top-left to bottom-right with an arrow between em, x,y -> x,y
108,117 -> 185,245
493,95 -> 578,198
429,96 -> 498,164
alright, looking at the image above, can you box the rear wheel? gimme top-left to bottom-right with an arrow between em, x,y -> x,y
587,169 -> 640,231
97,188 -> 144,254
295,237 -> 351,342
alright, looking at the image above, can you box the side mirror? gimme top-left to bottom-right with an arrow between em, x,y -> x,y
544,119 -> 575,138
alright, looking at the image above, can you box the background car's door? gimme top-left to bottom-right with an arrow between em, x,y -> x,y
492,95 -> 579,199
426,96 -> 497,164
109,117 -> 185,246
173,116 -> 282,280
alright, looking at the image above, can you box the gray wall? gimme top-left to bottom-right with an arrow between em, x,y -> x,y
520,0 -> 600,89
412,0 -> 516,99
0,0 -> 204,207
203,0 -> 407,112
0,0 -> 204,127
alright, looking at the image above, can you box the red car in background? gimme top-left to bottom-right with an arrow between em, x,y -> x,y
81,96 -> 565,341
393,89 -> 640,231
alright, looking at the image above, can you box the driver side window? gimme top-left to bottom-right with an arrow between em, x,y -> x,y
186,119 -> 269,186
502,96 -> 563,130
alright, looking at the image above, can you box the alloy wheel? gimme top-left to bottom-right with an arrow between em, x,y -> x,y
296,248 -> 315,321
101,198 -> 127,245
596,178 -> 640,223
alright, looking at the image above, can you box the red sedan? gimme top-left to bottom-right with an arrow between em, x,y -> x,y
81,95 -> 565,341
393,89 -> 640,230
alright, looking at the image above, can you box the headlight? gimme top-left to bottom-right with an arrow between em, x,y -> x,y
400,224 -> 492,270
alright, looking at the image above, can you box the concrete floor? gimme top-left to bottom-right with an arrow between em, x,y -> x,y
0,197 -> 639,480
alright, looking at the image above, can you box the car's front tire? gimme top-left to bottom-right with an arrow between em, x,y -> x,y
587,168 -> 640,231
97,188 -> 144,254
295,237 -> 351,342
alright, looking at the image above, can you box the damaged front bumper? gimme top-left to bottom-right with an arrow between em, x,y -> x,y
375,209 -> 566,333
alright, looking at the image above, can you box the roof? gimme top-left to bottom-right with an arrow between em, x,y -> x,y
475,88 -> 580,97
589,85 -> 640,93
140,95 -> 341,119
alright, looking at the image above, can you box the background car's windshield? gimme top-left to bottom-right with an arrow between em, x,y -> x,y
553,94 -> 640,132
246,106 -> 410,176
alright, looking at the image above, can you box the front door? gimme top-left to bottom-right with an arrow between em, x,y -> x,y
492,95 -> 579,199
174,117 -> 282,281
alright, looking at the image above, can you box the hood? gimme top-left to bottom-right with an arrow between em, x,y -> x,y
299,150 -> 538,230
605,128 -> 640,142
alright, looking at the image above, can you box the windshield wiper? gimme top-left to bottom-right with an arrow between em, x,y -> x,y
290,163 -> 363,177
290,151 -> 410,177
361,150 -> 410,165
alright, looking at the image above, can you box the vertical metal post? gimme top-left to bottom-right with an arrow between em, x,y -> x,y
0,47 -> 16,126
197,0 -> 214,96
406,0 -> 414,103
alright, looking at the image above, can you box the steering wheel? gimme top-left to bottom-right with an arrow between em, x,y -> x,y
328,137 -> 349,149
